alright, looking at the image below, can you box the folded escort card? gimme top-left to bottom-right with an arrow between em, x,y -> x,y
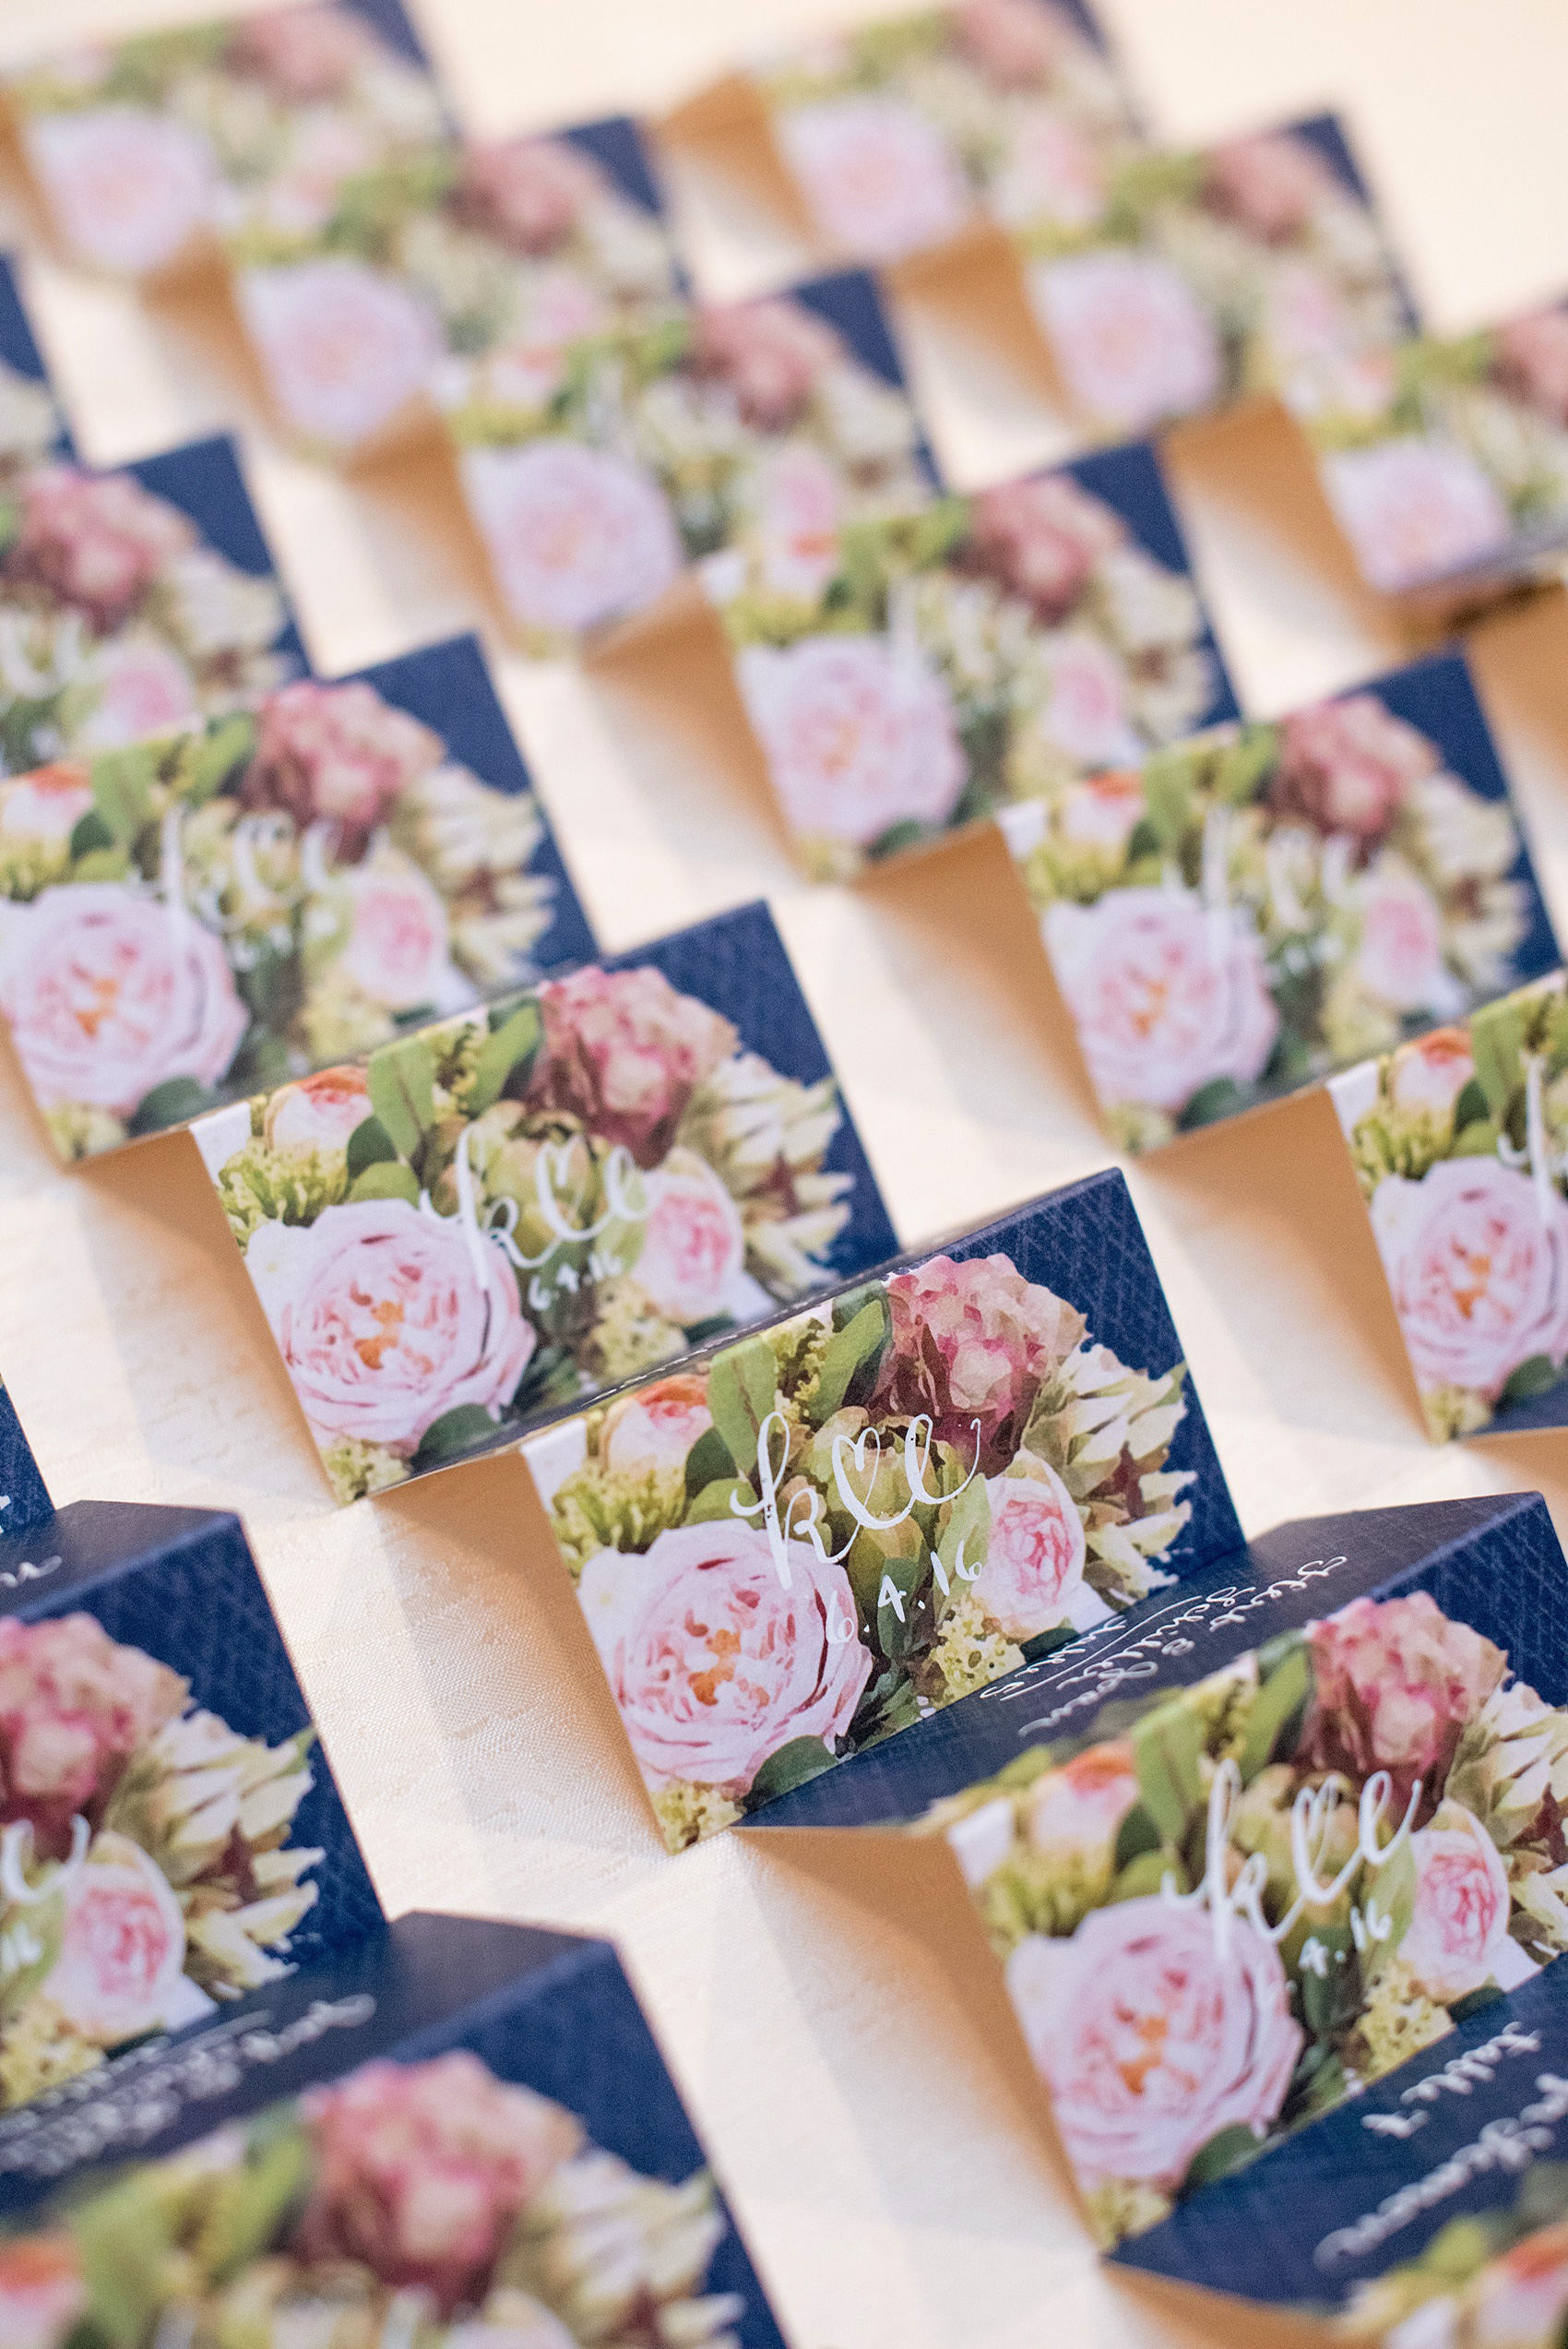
0,1910 -> 787,2348
1329,971 -> 1568,1444
0,631 -> 595,1162
189,898 -> 897,1503
1293,292 -> 1568,605
0,1377 -> 381,2116
997,649 -> 1560,1152
707,438 -> 1237,879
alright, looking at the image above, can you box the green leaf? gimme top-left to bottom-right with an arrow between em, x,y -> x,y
686,1475 -> 752,1525
706,1335 -> 778,1478
71,846 -> 131,880
184,712 -> 255,805
1131,1698 -> 1206,1844
468,997 -> 542,1115
1111,1848 -> 1186,1901
413,1401 -> 504,1465
1123,817 -> 1162,864
1501,1354 -> 1565,1404
71,2172 -> 176,2349
1447,1983 -> 1507,2026
1113,1804 -> 1162,1871
1300,1922 -> 1358,2037
89,743 -> 160,846
1363,1833 -> 1415,1973
348,1161 -> 420,1205
1139,746 -> 1197,851
868,817 -> 928,860
366,1033 -> 435,1158
1178,1076 -> 1250,1131
1471,994 -> 1531,1118
683,1425 -> 736,1495
875,1548 -> 932,1663
682,1314 -> 735,1343
1452,1078 -> 1491,1133
67,806 -> 114,859
1237,1642 -> 1313,1783
344,1113 -> 397,1179
1019,1624 -> 1076,1664
1211,725 -> 1279,806
935,1474 -> 990,1598
202,2127 -> 311,2282
1182,2124 -> 1263,2191
748,1735 -> 837,1807
127,1075 -> 219,1135
808,1296 -> 891,1426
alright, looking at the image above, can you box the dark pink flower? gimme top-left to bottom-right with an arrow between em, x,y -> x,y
1306,1593 -> 1507,1817
6,466 -> 194,632
692,296 -> 842,430
528,965 -> 738,1167
455,135 -> 605,256
231,6 -> 379,101
964,471 -> 1123,622
873,1252 -> 1084,1473
1269,692 -> 1440,853
240,679 -> 442,856
1206,132 -> 1336,244
0,1615 -> 186,1861
1494,305 -> 1568,427
954,0 -> 1079,89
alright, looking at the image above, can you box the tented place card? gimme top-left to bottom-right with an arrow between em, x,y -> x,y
524,1167 -> 1241,1850
999,650 -> 1560,1152
1294,292 -> 1568,604
0,1910 -> 788,2348
1330,972 -> 1568,1443
0,631 -> 594,1162
708,439 -> 1236,880
0,1377 -> 381,2114
191,899 -> 897,1503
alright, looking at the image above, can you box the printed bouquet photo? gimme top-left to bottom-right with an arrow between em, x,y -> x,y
1333,975 -> 1568,1442
448,277 -> 934,653
1339,2162 -> 1568,2344
200,921 -> 883,1503
1004,661 -> 1554,1152
1015,118 -> 1411,439
0,1605 -> 326,2111
927,1590 -> 1568,2250
0,2046 -> 748,2346
0,646 -> 584,1161
535,1243 -> 1197,1851
0,451 -> 291,782
749,0 -> 1139,268
707,447 -> 1229,879
1298,299 -> 1568,598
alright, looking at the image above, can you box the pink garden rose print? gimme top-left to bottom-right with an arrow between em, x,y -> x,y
1336,974 -> 1568,1437
1004,668 -> 1548,1152
536,1239 -> 1195,1850
938,1586 -> 1568,2248
203,938 -> 865,1502
238,259 -> 442,454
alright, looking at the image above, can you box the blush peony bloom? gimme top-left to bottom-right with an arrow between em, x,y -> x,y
297,2052 -> 582,2314
46,1834 -> 196,2045
264,1064 -> 373,1153
1206,132 -> 1336,243
0,1614 -> 185,1862
753,444 -> 844,603
1057,768 -> 1146,853
634,1156 -> 746,1327
455,134 -> 603,256
737,634 -> 968,849
1270,692 -> 1439,853
955,0 -> 1078,89
1401,1805 -> 1513,2002
335,858 -> 463,1011
874,1251 -> 1083,1474
6,466 -> 194,633
0,2238 -> 86,2349
239,260 -> 442,453
694,296 -> 841,430
1306,1593 -> 1507,1816
529,963 -> 738,1168
1043,886 -> 1279,1119
601,1373 -> 713,1477
27,105 -> 217,278
1370,1157 -> 1568,1406
578,1520 -> 872,1795
778,96 -> 972,265
1038,633 -> 1143,768
461,440 -> 683,638
965,472 -> 1123,623
1494,305 -> 1568,426
972,1464 -> 1087,1637
1006,1901 -> 1302,2192
231,5 -> 378,101
243,678 -> 442,855
77,636 -> 202,751
1353,862 -> 1446,1013
0,765 -> 93,843
0,884 -> 249,1118
1025,1740 -> 1140,1866
1389,1028 -> 1475,1118
1320,435 -> 1513,596
1033,250 -> 1225,434
244,1198 -> 536,1454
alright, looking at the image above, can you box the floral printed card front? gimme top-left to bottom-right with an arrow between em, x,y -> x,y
0,631 -> 595,1163
524,1165 -> 1241,1852
710,437 -> 1236,880
1331,972 -> 1568,1442
0,1911 -> 789,2347
193,899 -> 897,1504
452,266 -> 938,655
0,1423 -> 381,2119
1003,650 -> 1560,1152
1296,294 -> 1568,606
0,256 -> 70,470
